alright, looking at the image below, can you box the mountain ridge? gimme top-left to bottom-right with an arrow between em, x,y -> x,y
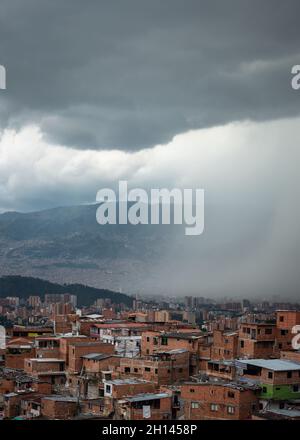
0,275 -> 133,307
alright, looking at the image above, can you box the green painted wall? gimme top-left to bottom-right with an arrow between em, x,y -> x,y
260,383 -> 300,400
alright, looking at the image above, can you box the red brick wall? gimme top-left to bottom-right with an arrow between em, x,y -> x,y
119,352 -> 190,385
129,396 -> 172,420
68,342 -> 114,373
276,311 -> 300,330
24,359 -> 64,374
141,332 -> 199,356
181,383 -> 258,420
41,398 -> 78,419
211,331 -> 238,361
108,381 -> 157,399
5,348 -> 36,369
83,356 -> 121,373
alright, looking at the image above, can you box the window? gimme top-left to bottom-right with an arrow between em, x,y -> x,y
268,371 -> 273,379
145,367 -> 151,372
227,406 -> 235,414
105,384 -> 112,394
191,402 -> 199,409
155,368 -> 158,374
134,368 -> 138,373
210,404 -> 218,412
124,367 -> 130,373
190,388 -> 195,393
179,368 -> 183,373
146,337 -> 150,342
161,336 -> 168,345
228,391 -> 235,398
281,329 -> 288,336
240,340 -> 244,348
287,371 -> 292,379
292,385 -> 299,392
265,328 -> 273,335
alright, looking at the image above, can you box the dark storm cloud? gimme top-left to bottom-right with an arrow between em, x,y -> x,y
1,0 -> 300,150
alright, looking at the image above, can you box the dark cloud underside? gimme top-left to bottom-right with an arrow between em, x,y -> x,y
0,0 -> 300,149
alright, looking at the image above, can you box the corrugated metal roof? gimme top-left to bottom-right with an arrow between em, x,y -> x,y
155,348 -> 188,355
105,378 -> 150,385
268,409 -> 300,418
124,392 -> 170,403
81,353 -> 112,360
237,359 -> 300,371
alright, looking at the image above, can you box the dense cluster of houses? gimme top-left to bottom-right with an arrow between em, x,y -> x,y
1,306 -> 300,420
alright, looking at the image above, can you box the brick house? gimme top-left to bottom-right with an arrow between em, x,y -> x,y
238,323 -> 276,359
211,330 -> 239,361
206,360 -> 236,380
141,331 -> 203,375
236,358 -> 300,401
81,353 -> 121,375
5,339 -> 36,369
181,382 -> 259,420
41,396 -> 78,419
24,358 -> 65,374
102,378 -> 157,416
119,349 -> 190,385
35,337 -> 60,359
115,392 -> 172,420
275,310 -> 300,352
68,341 -> 115,373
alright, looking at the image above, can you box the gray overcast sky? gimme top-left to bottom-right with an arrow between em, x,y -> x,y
0,1 -> 300,298
0,0 -> 300,150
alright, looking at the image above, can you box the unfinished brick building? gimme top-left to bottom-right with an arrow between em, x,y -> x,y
238,323 -> 276,359
115,392 -> 173,420
211,330 -> 239,361
181,381 -> 259,420
119,349 -> 189,385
